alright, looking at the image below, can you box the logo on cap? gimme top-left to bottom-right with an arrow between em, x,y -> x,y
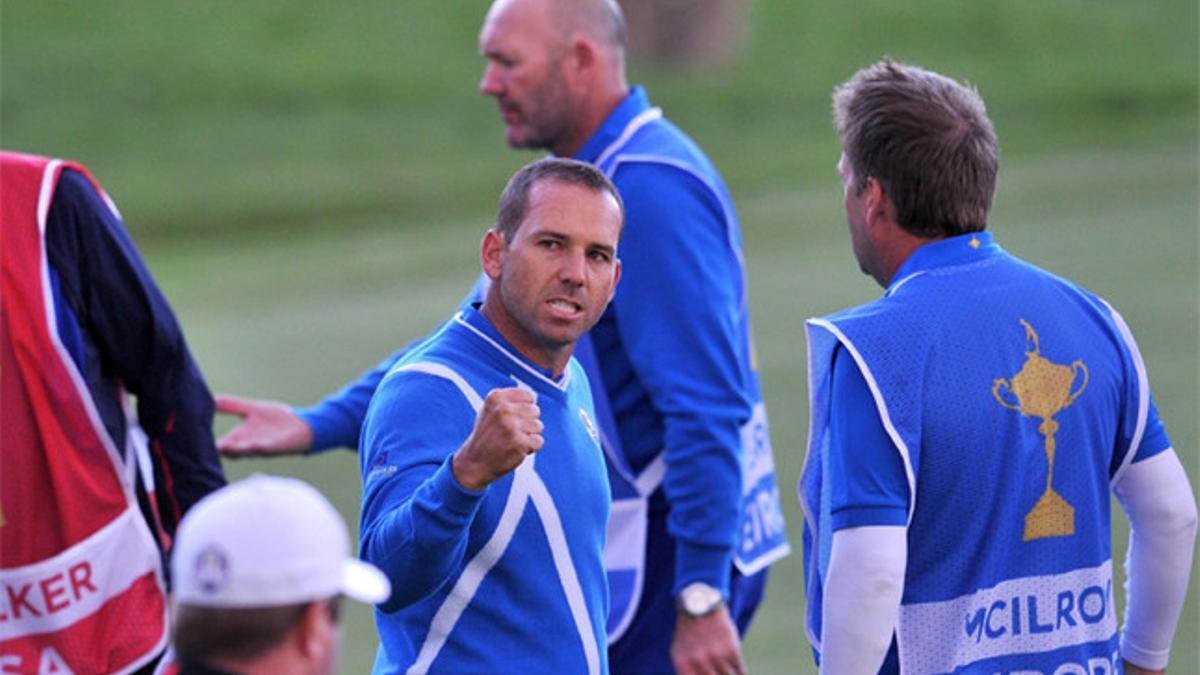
193,545 -> 230,595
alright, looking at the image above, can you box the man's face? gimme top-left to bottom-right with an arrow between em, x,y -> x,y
839,152 -> 875,278
485,179 -> 622,370
479,0 -> 577,153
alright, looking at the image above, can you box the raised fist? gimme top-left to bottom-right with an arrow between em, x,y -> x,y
451,387 -> 543,490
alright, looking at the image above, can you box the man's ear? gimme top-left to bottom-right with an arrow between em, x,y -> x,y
565,35 -> 597,91
296,601 -> 332,662
481,229 -> 506,280
863,176 -> 894,227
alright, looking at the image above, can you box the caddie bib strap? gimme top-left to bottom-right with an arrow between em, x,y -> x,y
1,151 -> 168,674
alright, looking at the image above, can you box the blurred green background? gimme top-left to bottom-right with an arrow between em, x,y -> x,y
3,1 -> 1196,672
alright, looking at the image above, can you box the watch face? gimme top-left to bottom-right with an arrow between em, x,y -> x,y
681,583 -> 723,616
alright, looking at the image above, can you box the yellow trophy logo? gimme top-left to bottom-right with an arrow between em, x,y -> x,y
993,319 -> 1088,541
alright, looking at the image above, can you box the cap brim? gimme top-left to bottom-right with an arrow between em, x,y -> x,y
341,559 -> 391,605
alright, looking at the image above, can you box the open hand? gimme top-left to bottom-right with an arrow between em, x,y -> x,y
215,394 -> 314,457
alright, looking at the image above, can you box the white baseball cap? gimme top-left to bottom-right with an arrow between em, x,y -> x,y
172,474 -> 391,608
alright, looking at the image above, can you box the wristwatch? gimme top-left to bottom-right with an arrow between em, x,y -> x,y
676,582 -> 724,619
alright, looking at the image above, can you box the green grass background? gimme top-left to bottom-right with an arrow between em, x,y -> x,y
3,1 -> 1196,672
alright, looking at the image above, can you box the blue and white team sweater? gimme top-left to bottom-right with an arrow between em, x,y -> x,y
359,307 -> 610,675
801,233 -> 1171,674
574,87 -> 789,638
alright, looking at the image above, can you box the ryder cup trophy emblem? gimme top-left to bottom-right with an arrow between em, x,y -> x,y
993,319 -> 1089,541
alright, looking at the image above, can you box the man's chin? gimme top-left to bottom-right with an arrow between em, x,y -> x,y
537,324 -> 586,351
505,130 -> 547,152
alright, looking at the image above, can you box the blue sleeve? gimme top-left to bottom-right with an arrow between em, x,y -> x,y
299,276 -> 489,453
358,370 -> 486,613
1108,308 -> 1172,470
1130,395 -> 1172,463
45,169 -> 225,534
828,346 -> 910,531
610,162 -> 750,594
299,350 -> 406,452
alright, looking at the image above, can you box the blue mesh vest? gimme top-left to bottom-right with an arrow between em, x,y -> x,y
801,233 -> 1153,674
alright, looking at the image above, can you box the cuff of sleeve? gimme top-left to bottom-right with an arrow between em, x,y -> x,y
673,542 -> 733,597
831,505 -> 908,531
431,455 -> 487,517
1120,635 -> 1171,671
296,407 -> 336,454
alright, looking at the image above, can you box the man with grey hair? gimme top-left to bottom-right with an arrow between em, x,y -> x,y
478,3 -> 787,672
217,1 -> 787,673
800,59 -> 1196,674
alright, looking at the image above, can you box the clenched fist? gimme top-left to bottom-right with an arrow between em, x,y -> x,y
452,387 -> 543,491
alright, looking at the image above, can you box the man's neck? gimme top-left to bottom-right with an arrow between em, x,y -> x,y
479,299 -> 571,378
201,650 -> 306,675
553,85 -> 629,158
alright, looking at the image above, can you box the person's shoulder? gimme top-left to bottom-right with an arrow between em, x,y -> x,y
564,358 -> 595,404
825,293 -> 910,327
364,359 -> 480,445
56,167 -> 93,192
1003,254 -> 1123,323
608,155 -> 728,226
614,122 -> 713,175
374,330 -> 496,416
47,167 -> 105,215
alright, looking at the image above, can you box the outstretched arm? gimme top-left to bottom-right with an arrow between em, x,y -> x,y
48,169 -> 225,533
215,349 -> 406,457
216,394 -> 315,456
217,278 -> 490,457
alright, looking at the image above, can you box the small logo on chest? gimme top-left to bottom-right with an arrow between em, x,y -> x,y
579,408 -> 600,447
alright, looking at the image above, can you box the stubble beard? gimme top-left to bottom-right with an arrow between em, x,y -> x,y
507,65 -> 578,155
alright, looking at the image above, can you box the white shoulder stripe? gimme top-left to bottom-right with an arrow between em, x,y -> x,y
594,107 -> 662,170
1101,300 -> 1150,486
807,318 -> 918,524
391,362 -> 484,412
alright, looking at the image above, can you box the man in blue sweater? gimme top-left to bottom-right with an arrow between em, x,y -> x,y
218,2 -> 786,672
360,157 -> 621,673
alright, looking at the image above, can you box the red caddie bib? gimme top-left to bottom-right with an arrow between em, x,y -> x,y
1,151 -> 168,674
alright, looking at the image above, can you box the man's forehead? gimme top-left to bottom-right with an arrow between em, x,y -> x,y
528,179 -> 615,208
522,184 -> 621,237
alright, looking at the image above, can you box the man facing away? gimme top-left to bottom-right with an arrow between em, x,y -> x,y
800,59 -> 1197,674
169,474 -> 391,675
217,2 -> 786,672
1,151 -> 225,674
358,158 -> 621,673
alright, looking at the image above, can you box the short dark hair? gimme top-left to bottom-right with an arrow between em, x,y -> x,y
833,59 -> 999,238
495,157 -> 624,241
172,597 -> 342,663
